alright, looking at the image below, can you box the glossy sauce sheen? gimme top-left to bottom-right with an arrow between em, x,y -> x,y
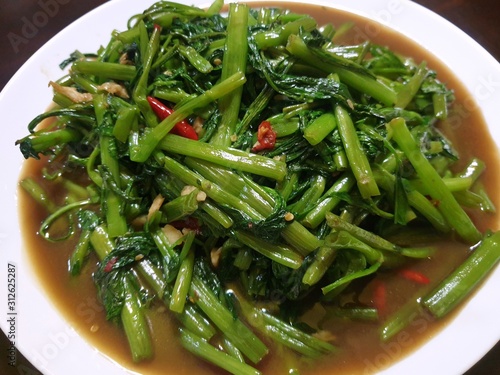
19,3 -> 500,375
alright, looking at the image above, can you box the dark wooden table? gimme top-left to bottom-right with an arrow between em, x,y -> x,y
0,0 -> 498,374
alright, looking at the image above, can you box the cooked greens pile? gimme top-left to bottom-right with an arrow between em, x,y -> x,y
16,0 -> 500,373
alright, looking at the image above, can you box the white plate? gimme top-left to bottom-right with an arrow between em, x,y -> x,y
0,1 -> 499,374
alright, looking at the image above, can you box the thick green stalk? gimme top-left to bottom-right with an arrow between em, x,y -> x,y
150,227 -> 178,260
331,307 -> 378,321
19,178 -> 57,213
373,166 -> 450,233
380,296 -> 423,341
185,158 -> 273,215
152,87 -> 191,104
160,134 -> 286,181
301,172 -> 356,228
184,157 -> 320,255
161,190 -> 199,223
387,117 -> 481,244
302,245 -> 337,286
132,20 -> 161,128
254,16 -> 316,50
281,222 -> 322,255
322,262 -> 382,295
432,92 -> 448,120
190,276 -> 269,363
70,73 -> 98,94
234,248 -> 253,270
121,277 -> 153,362
206,0 -> 224,14
200,201 -> 234,228
170,250 -> 195,313
270,117 -> 300,137
409,177 -> 473,195
240,174 -> 276,208
19,128 -> 81,157
288,174 -> 326,215
71,60 -> 137,81
335,105 -> 380,199
303,112 -> 337,146
222,337 -> 245,363
91,226 -> 153,361
237,294 -> 336,357
59,178 -> 91,203
69,230 -> 92,275
91,225 -> 215,342
422,231 -> 500,318
458,158 -> 485,181
325,212 -> 434,259
131,72 -> 246,162
180,329 -> 261,375
178,45 -> 213,74
89,224 -> 115,260
395,62 -> 427,108
95,93 -> 127,237
212,3 -> 249,146
113,106 -> 138,143
405,189 -> 449,232
333,149 -> 349,170
136,260 -> 216,340
327,230 -> 383,265
157,153 -> 263,221
234,230 -> 303,269
286,35 -> 397,106
277,172 -> 299,202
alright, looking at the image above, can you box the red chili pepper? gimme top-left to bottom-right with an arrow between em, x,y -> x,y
104,257 -> 118,273
426,195 -> 441,208
146,96 -> 198,140
372,279 -> 386,316
251,120 -> 277,152
170,217 -> 201,233
398,268 -> 430,284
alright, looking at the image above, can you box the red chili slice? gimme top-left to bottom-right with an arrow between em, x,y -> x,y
251,120 -> 277,152
372,279 -> 387,316
170,217 -> 201,232
146,96 -> 199,140
104,256 -> 118,273
398,268 -> 430,284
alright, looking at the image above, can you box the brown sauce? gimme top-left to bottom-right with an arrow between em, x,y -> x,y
18,2 -> 500,375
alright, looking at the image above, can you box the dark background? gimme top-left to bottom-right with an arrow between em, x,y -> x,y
0,0 -> 498,374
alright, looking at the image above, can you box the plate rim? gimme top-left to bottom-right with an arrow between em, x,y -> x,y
0,1 -> 499,374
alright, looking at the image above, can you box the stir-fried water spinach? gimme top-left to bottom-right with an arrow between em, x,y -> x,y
16,0 -> 500,373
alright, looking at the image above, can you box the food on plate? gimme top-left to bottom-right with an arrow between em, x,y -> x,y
16,0 -> 500,374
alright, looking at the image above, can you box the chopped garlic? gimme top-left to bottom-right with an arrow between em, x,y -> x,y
312,330 -> 336,343
119,53 -> 134,65
97,82 -> 129,99
147,194 -> 165,221
162,224 -> 183,244
90,324 -> 100,333
211,247 -> 222,267
181,185 -> 197,196
196,191 -> 207,202
49,81 -> 93,103
193,116 -> 204,135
